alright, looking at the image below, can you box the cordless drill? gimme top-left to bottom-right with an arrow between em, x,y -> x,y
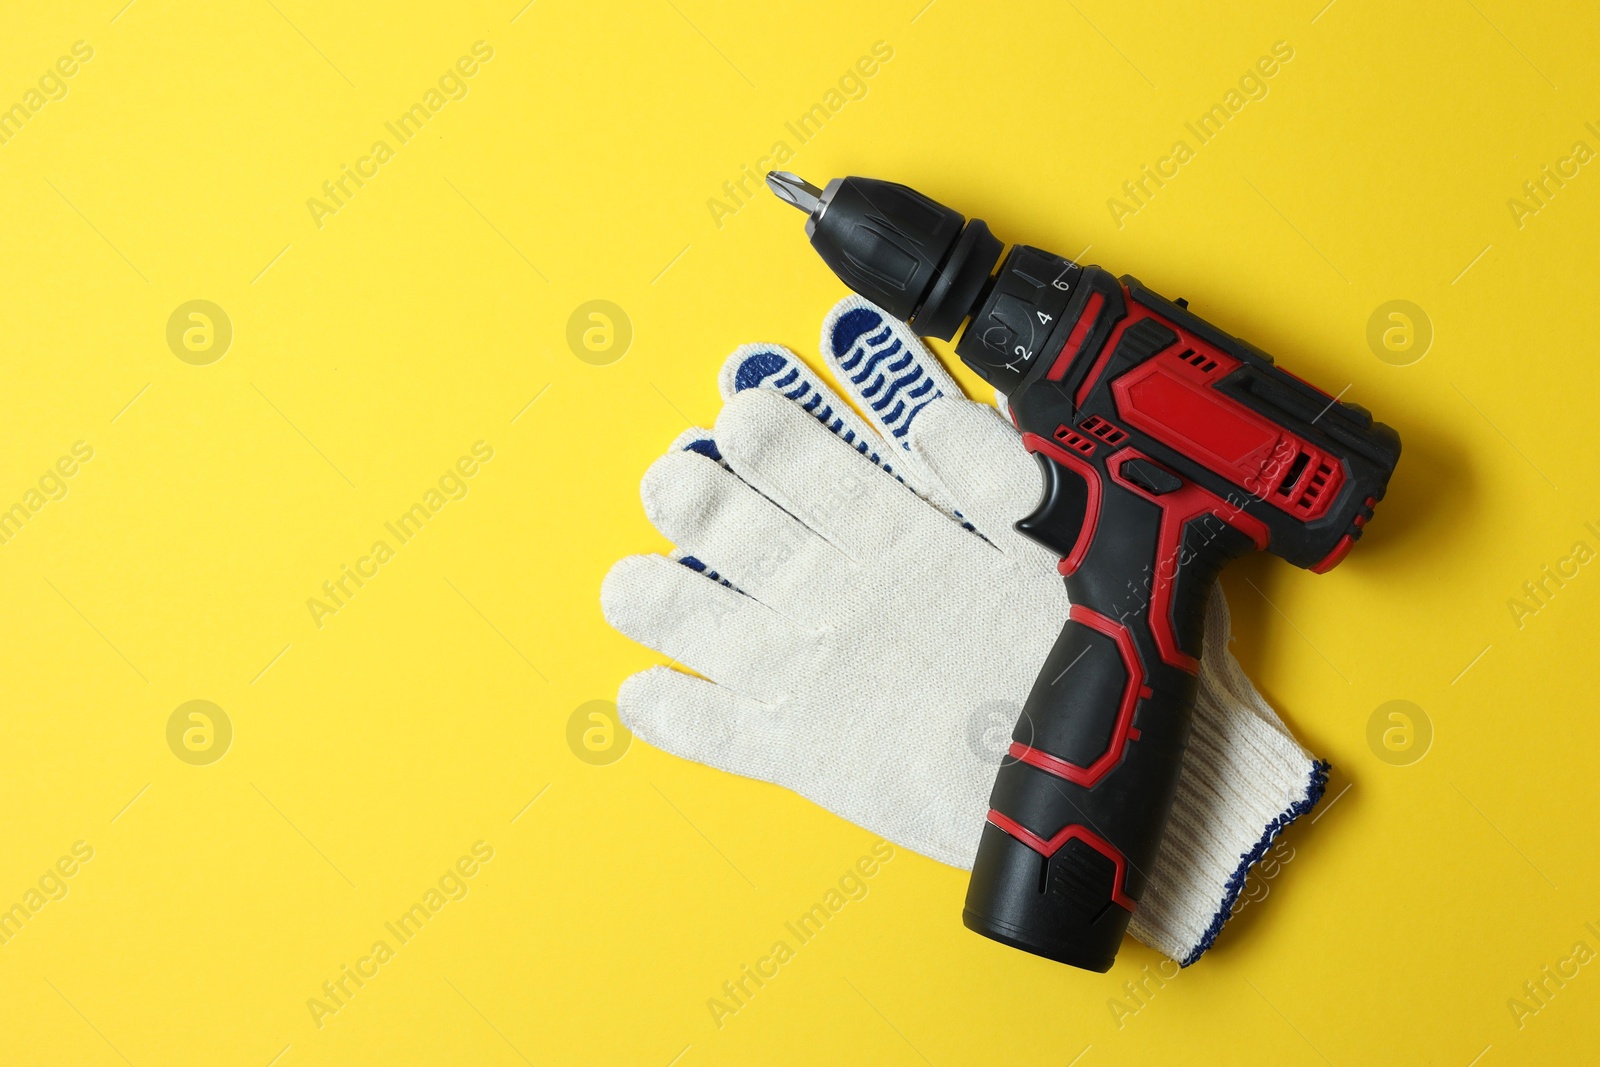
768,172 -> 1400,972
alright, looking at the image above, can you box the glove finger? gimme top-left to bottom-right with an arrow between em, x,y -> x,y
601,554 -> 810,704
640,449 -> 853,617
666,425 -> 728,469
715,389 -> 947,565
719,343 -> 913,480
660,428 -> 744,590
819,296 -> 961,459
617,666 -> 794,788
904,395 -> 1054,563
721,341 -> 984,527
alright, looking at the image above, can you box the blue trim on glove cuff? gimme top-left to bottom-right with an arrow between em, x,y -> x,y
1180,759 -> 1332,966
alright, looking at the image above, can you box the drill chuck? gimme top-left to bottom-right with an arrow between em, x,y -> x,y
766,172 -> 1002,347
767,171 -> 1082,396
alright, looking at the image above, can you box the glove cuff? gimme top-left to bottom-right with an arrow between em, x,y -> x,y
1127,587 -> 1330,965
1129,713 -> 1328,966
1188,758 -> 1329,965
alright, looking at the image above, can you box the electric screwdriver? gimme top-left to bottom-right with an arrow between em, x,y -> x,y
768,172 -> 1400,972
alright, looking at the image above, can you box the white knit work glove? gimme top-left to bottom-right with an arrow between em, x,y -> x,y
602,298 -> 1328,965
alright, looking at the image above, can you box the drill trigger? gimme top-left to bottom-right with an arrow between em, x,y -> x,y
1016,433 -> 1101,574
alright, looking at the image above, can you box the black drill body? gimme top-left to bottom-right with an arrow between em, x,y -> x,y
768,173 -> 1400,971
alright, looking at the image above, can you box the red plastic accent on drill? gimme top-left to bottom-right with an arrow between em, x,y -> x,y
1314,496 -> 1377,572
1073,289 -> 1137,409
1113,349 -> 1344,521
985,810 -> 1136,912
1005,604 -> 1145,788
1069,286 -> 1345,521
1106,450 -> 1270,673
1053,426 -> 1097,456
1020,432 -> 1102,577
1045,292 -> 1105,382
1079,415 -> 1127,446
1310,534 -> 1355,573
1353,494 -> 1376,529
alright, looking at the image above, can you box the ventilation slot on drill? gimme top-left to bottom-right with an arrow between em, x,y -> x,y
1053,425 -> 1096,456
1292,459 -> 1338,514
1079,415 -> 1127,446
1175,346 -> 1220,374
1274,452 -> 1311,498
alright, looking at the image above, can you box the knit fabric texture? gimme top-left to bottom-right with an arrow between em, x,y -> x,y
601,297 -> 1326,964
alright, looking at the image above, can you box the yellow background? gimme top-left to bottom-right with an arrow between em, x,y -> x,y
1,0 -> 1596,1063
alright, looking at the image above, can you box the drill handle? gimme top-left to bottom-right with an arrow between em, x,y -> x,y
964,609 -> 1189,970
962,439 -> 1266,970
